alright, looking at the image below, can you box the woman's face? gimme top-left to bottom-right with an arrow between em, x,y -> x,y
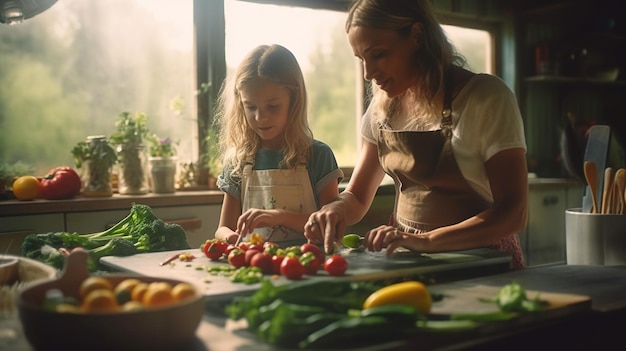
348,24 -> 420,98
239,78 -> 291,150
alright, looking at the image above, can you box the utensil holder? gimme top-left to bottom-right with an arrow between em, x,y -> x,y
565,208 -> 626,265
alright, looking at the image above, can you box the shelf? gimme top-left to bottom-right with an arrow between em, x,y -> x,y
524,75 -> 626,87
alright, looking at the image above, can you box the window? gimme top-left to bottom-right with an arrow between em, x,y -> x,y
0,0 -> 196,176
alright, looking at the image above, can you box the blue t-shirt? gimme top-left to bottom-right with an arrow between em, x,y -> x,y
217,140 -> 343,208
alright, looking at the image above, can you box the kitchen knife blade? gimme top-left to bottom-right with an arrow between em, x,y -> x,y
582,125 -> 611,213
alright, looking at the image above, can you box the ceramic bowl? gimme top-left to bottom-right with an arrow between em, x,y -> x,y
0,256 -> 19,285
17,249 -> 205,351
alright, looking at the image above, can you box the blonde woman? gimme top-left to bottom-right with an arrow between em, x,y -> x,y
214,44 -> 343,248
305,0 -> 528,269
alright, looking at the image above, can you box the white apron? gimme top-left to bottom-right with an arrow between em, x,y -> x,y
240,161 -> 317,247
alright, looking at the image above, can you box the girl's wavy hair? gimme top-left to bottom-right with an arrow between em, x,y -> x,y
214,44 -> 313,178
346,0 -> 466,123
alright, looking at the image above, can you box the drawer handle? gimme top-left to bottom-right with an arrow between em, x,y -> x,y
542,196 -> 559,206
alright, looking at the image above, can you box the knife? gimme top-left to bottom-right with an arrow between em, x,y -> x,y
582,125 -> 611,213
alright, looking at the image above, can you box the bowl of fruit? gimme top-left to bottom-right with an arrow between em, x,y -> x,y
17,248 -> 205,351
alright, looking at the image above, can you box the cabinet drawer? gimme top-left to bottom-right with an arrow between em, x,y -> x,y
0,214 -> 65,255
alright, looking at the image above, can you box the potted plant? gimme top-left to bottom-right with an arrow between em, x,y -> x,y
109,111 -> 150,195
71,135 -> 117,197
148,135 -> 179,193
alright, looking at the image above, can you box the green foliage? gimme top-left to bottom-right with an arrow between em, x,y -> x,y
110,111 -> 151,148
21,203 -> 190,272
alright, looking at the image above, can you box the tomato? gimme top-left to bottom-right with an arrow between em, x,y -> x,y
39,166 -> 82,200
247,244 -> 264,252
250,252 -> 273,274
12,175 -> 40,201
280,257 -> 305,280
301,243 -> 325,263
324,254 -> 348,276
244,249 -> 261,266
204,242 -> 223,261
271,255 -> 285,275
228,248 -> 246,268
263,241 -> 279,255
299,251 -> 321,275
237,242 -> 250,251
224,244 -> 237,257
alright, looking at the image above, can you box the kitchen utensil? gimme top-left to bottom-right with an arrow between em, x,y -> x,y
18,248 -> 204,351
615,169 -> 626,214
601,167 -> 614,214
583,161 -> 599,213
582,125 -> 611,213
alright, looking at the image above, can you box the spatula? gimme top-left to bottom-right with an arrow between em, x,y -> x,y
614,168 -> 626,214
601,167 -> 614,214
584,161 -> 599,213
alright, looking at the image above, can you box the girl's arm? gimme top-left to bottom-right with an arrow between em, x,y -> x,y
214,192 -> 242,244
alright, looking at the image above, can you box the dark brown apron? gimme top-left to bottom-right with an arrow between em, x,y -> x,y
377,74 -> 525,269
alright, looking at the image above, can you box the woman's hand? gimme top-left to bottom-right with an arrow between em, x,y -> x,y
304,200 -> 348,254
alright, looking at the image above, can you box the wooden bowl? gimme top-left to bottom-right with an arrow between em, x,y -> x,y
17,249 -> 205,351
0,256 -> 19,285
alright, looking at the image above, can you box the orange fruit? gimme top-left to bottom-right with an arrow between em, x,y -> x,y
142,282 -> 174,308
171,283 -> 196,302
12,175 -> 40,200
131,282 -> 149,302
81,289 -> 119,312
122,301 -> 145,312
79,276 -> 113,299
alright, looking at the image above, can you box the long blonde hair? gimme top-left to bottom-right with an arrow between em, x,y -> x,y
346,0 -> 466,125
214,44 -> 313,178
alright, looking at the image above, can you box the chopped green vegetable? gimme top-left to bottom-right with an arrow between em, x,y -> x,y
21,203 -> 190,272
480,281 -> 546,312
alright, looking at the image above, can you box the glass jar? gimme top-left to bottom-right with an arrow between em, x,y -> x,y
81,135 -> 114,197
117,144 -> 149,195
149,156 -> 178,193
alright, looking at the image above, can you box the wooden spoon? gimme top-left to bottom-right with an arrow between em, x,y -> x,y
602,167 -> 614,214
584,161 -> 599,213
614,168 -> 626,214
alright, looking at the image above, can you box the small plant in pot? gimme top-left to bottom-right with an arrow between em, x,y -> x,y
148,135 -> 179,194
71,136 -> 117,197
109,111 -> 151,195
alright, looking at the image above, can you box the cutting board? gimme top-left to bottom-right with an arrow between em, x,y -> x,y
100,247 -> 511,300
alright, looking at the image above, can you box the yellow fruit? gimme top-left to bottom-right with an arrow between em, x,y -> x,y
171,283 -> 196,302
131,282 -> 149,302
12,175 -> 40,200
79,276 -> 114,299
81,289 -> 119,312
363,281 -> 432,315
142,282 -> 174,308
122,301 -> 145,312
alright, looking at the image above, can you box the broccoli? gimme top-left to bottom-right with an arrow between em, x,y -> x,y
21,203 -> 190,272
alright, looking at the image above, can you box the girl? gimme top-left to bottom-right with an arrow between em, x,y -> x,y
214,44 -> 343,248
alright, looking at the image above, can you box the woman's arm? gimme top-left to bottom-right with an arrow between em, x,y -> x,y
385,147 -> 528,253
214,193 -> 242,244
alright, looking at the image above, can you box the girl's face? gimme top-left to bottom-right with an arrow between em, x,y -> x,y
348,24 -> 420,98
239,78 -> 291,150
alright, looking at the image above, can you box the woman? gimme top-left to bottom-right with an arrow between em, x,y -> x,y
304,0 -> 528,268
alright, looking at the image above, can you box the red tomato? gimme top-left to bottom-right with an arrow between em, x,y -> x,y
204,242 -> 223,261
324,254 -> 348,276
301,243 -> 325,263
250,252 -> 273,274
39,166 -> 82,200
299,252 -> 321,275
248,244 -> 264,252
280,257 -> 305,280
224,244 -> 237,257
228,248 -> 246,268
244,249 -> 261,266
237,242 -> 250,251
271,255 -> 285,275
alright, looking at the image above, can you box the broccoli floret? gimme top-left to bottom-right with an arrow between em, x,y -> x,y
21,203 -> 190,272
87,238 -> 138,272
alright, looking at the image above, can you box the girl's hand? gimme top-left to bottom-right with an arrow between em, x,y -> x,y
237,208 -> 281,235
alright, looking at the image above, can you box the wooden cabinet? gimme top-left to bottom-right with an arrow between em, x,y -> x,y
0,214 -> 65,255
520,179 -> 584,267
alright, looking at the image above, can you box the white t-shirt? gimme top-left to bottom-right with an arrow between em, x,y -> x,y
361,74 -> 527,203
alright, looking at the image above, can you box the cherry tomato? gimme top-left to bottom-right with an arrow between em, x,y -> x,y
324,254 -> 348,276
244,249 -> 261,266
280,257 -> 305,280
248,244 -> 264,252
271,255 -> 285,275
228,248 -> 246,268
250,252 -> 273,274
299,251 -> 321,275
224,244 -> 237,257
237,242 -> 250,251
204,243 -> 223,261
301,243 -> 325,263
